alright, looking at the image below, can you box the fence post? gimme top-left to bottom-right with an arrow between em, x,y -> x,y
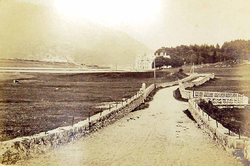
72,116 -> 74,126
193,87 -> 194,98
216,120 -> 218,128
142,83 -> 146,100
228,129 -> 230,135
88,112 -> 91,129
239,129 -> 241,139
88,112 -> 91,122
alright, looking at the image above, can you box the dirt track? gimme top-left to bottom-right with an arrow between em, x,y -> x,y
17,86 -> 242,166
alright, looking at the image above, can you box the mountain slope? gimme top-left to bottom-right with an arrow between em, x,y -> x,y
0,0 -> 151,68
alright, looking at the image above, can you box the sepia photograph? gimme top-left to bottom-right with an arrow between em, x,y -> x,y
0,0 -> 250,165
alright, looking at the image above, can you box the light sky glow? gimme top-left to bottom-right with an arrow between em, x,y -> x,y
18,0 -> 250,49
53,0 -> 161,27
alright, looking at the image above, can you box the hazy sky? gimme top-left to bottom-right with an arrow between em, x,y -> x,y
18,0 -> 250,50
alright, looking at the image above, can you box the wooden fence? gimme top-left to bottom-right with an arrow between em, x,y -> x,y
193,91 -> 249,105
179,73 -> 249,106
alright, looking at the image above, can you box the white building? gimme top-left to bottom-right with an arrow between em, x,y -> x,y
135,54 -> 155,70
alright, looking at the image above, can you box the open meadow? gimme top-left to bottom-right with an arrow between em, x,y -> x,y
2,63 -> 250,141
0,70 -> 185,141
191,65 -> 250,98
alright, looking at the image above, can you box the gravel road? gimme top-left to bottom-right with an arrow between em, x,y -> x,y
16,86 -> 242,166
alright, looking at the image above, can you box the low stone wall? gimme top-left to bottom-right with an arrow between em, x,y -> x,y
0,74 -> 200,165
179,73 -> 249,106
156,73 -> 200,88
156,81 -> 178,88
188,99 -> 250,161
180,73 -> 250,161
0,84 -> 153,165
181,73 -> 214,89
179,73 -> 215,99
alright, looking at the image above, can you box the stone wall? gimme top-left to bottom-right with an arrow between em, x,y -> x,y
188,99 -> 250,161
179,73 -> 249,106
156,73 -> 200,88
0,74 -> 201,165
0,84 -> 152,165
179,73 -> 215,99
182,73 -> 250,161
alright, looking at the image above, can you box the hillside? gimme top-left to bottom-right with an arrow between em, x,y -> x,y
0,0 -> 151,68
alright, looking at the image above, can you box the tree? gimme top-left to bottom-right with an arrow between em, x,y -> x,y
190,54 -> 198,64
154,39 -> 250,66
152,57 -> 167,68
212,51 -> 217,63
198,56 -> 205,64
170,56 -> 184,67
216,43 -> 220,51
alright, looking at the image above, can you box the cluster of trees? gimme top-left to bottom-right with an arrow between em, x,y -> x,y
152,56 -> 184,68
221,40 -> 250,61
154,40 -> 250,68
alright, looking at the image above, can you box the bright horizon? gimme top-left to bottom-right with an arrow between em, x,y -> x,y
17,0 -> 250,50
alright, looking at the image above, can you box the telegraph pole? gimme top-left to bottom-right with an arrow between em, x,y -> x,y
190,63 -> 195,75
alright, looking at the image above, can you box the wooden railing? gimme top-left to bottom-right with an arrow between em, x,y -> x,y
178,73 -> 249,106
193,91 -> 249,105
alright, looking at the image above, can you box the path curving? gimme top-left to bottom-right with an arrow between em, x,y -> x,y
17,86 -> 242,166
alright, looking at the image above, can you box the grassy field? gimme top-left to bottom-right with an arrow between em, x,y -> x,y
185,65 -> 250,98
0,70 -> 185,141
2,61 -> 250,141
